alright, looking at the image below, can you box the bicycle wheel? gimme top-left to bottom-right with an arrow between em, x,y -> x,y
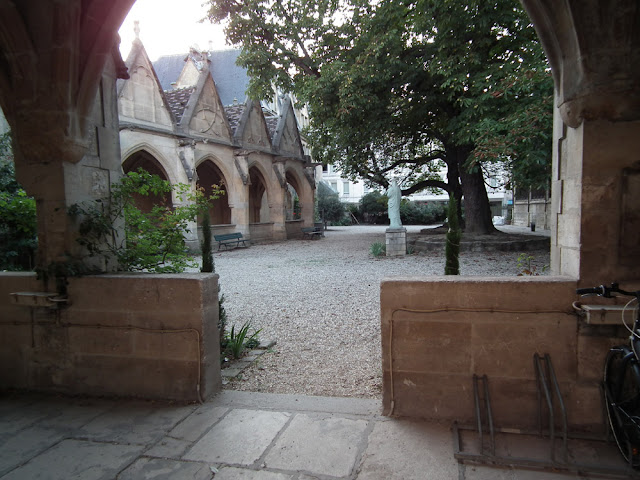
604,347 -> 640,468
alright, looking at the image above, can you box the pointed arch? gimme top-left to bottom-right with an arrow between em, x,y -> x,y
122,149 -> 173,212
248,164 -> 270,223
196,158 -> 232,225
285,169 -> 304,221
121,143 -> 178,185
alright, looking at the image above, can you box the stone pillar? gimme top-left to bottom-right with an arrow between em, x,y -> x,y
14,58 -> 125,274
0,1 -> 134,274
270,159 -> 287,240
551,114 -> 640,284
385,227 -> 407,257
522,0 -> 640,285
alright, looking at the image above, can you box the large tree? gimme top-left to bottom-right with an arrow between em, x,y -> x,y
206,0 -> 551,233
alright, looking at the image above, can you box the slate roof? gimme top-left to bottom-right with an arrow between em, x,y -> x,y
224,104 -> 245,135
209,50 -> 249,107
264,116 -> 279,140
164,87 -> 195,123
153,54 -> 187,91
153,49 -> 249,107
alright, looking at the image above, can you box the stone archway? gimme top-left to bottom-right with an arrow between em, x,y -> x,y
249,165 -> 269,223
285,170 -> 304,221
122,150 -> 172,213
196,160 -> 231,225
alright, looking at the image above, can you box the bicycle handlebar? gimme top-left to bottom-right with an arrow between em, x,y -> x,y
576,282 -> 639,299
576,286 -> 607,296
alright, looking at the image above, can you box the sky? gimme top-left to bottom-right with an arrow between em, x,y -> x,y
118,0 -> 231,62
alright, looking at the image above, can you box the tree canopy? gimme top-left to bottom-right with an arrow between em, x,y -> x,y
206,0 -> 552,232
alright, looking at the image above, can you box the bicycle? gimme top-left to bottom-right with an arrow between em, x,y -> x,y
577,282 -> 640,468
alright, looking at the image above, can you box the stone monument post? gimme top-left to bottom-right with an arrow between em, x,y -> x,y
385,179 -> 407,256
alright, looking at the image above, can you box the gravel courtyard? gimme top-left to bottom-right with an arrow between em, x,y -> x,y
211,225 -> 550,399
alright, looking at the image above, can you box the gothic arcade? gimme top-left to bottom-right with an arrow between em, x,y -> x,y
117,38 -> 316,248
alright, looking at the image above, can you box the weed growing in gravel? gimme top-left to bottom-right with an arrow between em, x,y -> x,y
226,321 -> 262,359
516,253 -> 548,276
370,242 -> 386,257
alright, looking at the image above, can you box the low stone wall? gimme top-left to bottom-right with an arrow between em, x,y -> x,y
192,224 -> 239,252
0,272 -> 221,402
381,276 -> 610,432
285,219 -> 304,239
249,222 -> 275,244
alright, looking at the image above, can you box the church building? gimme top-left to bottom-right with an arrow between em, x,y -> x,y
117,30 -> 316,249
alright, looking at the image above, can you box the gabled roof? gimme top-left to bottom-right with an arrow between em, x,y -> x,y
181,71 -> 233,141
233,99 -> 272,150
118,37 -> 175,126
271,97 -> 305,157
153,49 -> 249,107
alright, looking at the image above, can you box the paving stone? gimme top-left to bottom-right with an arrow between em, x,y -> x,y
258,339 -> 276,349
0,439 -> 143,480
215,466 -> 295,480
168,404 -> 228,442
146,436 -> 193,459
222,366 -> 245,378
39,400 -> 113,430
117,457 -> 213,480
0,401 -> 56,436
0,426 -> 66,476
264,413 -> 368,477
357,418 -> 458,480
78,402 -> 194,444
184,409 -> 290,465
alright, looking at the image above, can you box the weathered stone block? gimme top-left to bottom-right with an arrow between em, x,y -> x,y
0,273 -> 221,401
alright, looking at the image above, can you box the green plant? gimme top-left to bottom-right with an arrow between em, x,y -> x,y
218,292 -> 228,361
516,253 -> 548,276
201,210 -> 214,273
69,169 -> 219,273
317,181 -> 345,224
370,242 -> 386,257
0,132 -> 37,271
399,200 -> 448,225
444,197 -> 461,275
225,321 -> 262,360
359,191 -> 388,224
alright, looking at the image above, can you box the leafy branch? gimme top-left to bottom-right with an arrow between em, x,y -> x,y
69,169 -> 221,273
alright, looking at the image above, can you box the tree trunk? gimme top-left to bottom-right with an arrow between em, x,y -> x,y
459,159 -> 497,234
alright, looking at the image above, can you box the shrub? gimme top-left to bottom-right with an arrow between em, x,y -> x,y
69,169 -> 220,273
317,181 -> 346,224
400,200 -> 447,225
0,133 -> 37,271
360,191 -> 388,224
370,242 -> 386,257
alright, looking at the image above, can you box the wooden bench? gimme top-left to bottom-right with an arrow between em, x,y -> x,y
214,232 -> 247,250
301,226 -> 324,239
